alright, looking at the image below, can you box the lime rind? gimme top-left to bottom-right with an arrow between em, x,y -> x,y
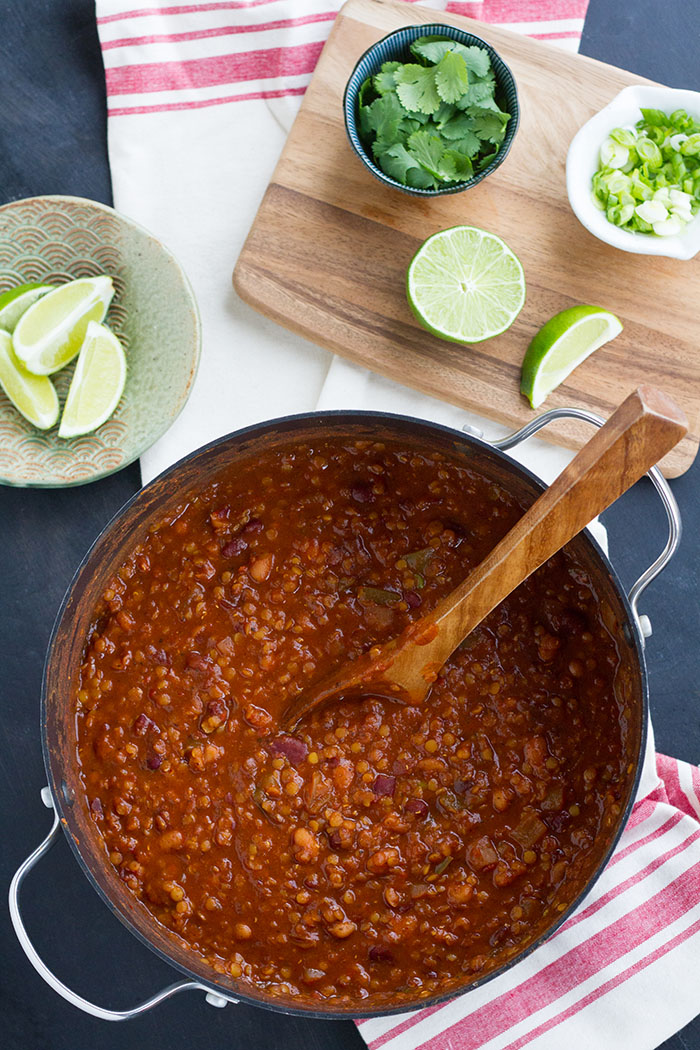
0,330 -> 59,429
12,276 -> 114,375
58,321 -> 126,439
521,306 -> 623,408
0,283 -> 52,333
407,226 -> 525,343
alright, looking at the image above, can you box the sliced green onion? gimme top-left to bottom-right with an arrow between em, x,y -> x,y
600,138 -> 629,168
593,107 -> 700,236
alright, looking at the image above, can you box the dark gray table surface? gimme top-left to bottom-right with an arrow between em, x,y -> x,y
1,2 -> 698,1048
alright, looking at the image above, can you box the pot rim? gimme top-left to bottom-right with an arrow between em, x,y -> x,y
40,409 -> 649,1020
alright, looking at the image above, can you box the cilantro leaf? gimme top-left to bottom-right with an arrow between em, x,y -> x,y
440,149 -> 474,182
372,142 -> 420,183
395,64 -> 441,115
406,166 -> 439,190
358,76 -> 374,110
410,36 -> 460,64
373,61 -> 402,95
440,113 -> 480,146
434,51 -> 469,104
459,45 -> 491,78
433,102 -> 457,128
410,36 -> 492,79
363,92 -> 406,142
407,131 -> 447,179
456,73 -> 497,108
468,104 -> 510,144
475,148 -> 499,172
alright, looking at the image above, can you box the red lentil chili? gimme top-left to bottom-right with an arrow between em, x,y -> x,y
76,437 -> 633,1008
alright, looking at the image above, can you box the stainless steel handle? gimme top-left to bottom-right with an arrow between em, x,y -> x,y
464,405 -> 682,643
9,788 -> 238,1021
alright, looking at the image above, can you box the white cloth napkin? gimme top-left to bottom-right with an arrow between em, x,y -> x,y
95,3 -> 700,1048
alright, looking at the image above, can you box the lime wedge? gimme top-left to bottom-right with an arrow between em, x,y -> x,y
406,226 -> 526,343
58,321 -> 126,439
521,306 -> 623,408
0,282 -> 52,333
13,275 -> 114,375
0,329 -> 59,429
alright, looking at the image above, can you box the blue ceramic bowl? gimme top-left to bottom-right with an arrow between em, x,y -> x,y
343,23 -> 520,197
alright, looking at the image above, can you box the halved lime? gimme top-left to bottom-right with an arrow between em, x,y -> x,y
58,321 -> 126,439
406,226 -> 526,343
13,275 -> 114,375
0,329 -> 58,429
0,282 -> 52,333
521,305 -> 623,408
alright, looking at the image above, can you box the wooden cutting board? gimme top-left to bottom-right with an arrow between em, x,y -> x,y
233,0 -> 700,477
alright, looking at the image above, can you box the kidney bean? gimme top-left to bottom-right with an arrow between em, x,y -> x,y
372,774 -> 396,797
133,713 -> 160,735
405,798 -> 429,817
269,735 -> 309,765
350,482 -> 374,503
222,537 -> 247,558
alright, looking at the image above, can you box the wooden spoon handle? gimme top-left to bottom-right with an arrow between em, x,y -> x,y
428,385 -> 688,658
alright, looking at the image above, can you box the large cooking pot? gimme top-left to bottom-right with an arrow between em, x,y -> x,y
9,407 -> 680,1021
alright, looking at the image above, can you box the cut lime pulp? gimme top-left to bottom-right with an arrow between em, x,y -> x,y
0,329 -> 59,429
58,321 -> 126,439
406,226 -> 526,343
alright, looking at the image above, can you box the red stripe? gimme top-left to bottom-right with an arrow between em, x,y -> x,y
657,754 -> 700,820
108,84 -> 307,116
105,39 -> 324,95
102,10 -> 337,50
98,1 -> 285,26
607,812 -> 683,868
500,917 -> 700,1050
369,862 -> 700,1050
563,827 -> 700,933
528,29 -> 581,39
446,0 -> 588,18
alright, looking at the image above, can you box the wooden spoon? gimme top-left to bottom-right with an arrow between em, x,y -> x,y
282,385 -> 687,728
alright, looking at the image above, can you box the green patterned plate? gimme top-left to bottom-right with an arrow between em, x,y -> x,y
0,195 -> 201,486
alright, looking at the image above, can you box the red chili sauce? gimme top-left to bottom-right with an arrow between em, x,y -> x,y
76,438 -> 634,1008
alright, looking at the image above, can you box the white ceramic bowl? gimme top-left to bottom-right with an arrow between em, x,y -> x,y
566,84 -> 700,260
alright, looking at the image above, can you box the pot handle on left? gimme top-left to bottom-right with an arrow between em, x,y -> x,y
9,788 -> 238,1021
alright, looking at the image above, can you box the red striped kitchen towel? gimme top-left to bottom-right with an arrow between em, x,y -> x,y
94,4 -> 700,1047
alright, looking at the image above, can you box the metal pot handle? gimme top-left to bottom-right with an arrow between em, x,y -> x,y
9,788 -> 238,1021
463,405 -> 682,643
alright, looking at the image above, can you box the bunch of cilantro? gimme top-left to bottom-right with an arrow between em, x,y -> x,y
357,36 -> 511,190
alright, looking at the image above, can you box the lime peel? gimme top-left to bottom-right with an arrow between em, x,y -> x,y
406,225 -> 526,343
0,330 -> 59,429
521,305 -> 623,409
0,283 -> 52,333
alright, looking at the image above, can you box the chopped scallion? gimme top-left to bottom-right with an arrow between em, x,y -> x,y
592,107 -> 700,235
